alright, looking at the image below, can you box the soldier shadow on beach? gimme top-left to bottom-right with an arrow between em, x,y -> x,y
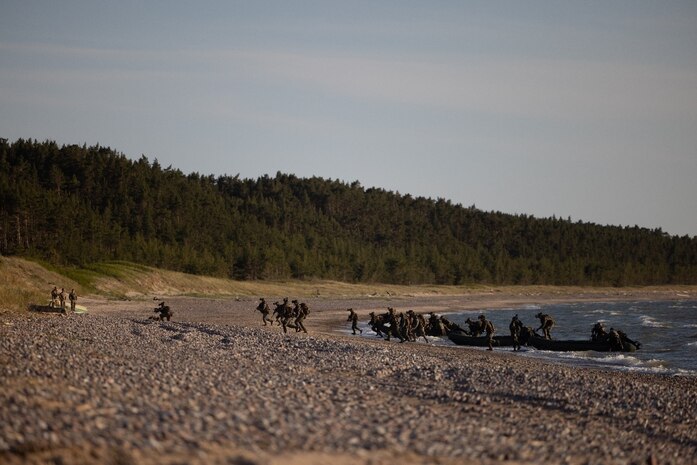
27,303 -> 67,314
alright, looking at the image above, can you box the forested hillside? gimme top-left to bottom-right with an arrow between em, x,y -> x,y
2,139 -> 696,285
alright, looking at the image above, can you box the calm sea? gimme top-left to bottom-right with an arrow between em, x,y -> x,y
444,300 -> 697,377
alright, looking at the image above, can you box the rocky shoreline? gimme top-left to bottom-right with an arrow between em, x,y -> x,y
1,295 -> 696,464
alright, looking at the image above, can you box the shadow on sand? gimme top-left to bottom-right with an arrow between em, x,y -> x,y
28,303 -> 67,314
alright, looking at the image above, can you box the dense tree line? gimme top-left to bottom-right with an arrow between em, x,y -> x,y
1,138 -> 696,285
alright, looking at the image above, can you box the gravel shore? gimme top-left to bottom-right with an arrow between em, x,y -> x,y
1,295 -> 696,464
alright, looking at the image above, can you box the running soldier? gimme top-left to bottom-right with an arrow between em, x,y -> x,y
427,312 -> 446,336
368,311 -> 388,337
295,302 -> 309,333
509,314 -> 524,351
347,308 -> 362,335
385,308 -> 404,342
535,312 -> 555,340
256,298 -> 273,326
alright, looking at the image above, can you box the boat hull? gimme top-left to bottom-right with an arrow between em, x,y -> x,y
447,331 -> 514,347
527,336 -> 638,352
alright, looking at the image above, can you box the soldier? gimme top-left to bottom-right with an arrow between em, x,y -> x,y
154,301 -> 173,321
591,322 -> 607,341
59,288 -> 67,313
398,312 -> 410,341
273,298 -> 292,332
256,298 -> 273,326
465,317 -> 484,337
439,315 -> 461,334
347,308 -> 362,335
479,314 -> 495,350
295,302 -> 309,333
608,327 -> 623,351
617,329 -> 641,349
535,312 -> 555,340
385,308 -> 404,342
427,312 -> 445,336
368,311 -> 388,337
50,286 -> 59,308
509,314 -> 524,351
288,300 -> 302,330
69,289 -> 77,312
409,310 -> 429,343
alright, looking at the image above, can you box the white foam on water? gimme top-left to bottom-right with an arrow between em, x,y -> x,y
639,315 -> 671,328
687,341 -> 697,347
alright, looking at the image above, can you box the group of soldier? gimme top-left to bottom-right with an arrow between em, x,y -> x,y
250,300 -> 639,353
357,307 -> 467,344
49,286 -> 77,313
349,307 -> 557,351
591,321 -> 641,351
255,297 -> 310,333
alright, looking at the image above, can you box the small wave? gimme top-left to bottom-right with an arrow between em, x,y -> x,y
639,315 -> 671,328
687,341 -> 697,348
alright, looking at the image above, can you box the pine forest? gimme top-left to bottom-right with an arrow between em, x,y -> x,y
2,139 -> 696,286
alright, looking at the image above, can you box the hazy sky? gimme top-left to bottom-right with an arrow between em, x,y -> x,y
2,1 -> 696,236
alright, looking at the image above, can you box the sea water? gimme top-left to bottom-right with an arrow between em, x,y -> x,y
443,300 -> 697,377
344,300 -> 697,376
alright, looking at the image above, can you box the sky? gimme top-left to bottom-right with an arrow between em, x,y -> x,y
2,1 -> 696,237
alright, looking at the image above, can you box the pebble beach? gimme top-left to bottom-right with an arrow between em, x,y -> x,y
1,294 -> 696,465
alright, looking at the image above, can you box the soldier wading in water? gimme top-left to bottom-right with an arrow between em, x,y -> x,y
479,314 -> 496,350
535,312 -> 555,339
509,314 -> 524,351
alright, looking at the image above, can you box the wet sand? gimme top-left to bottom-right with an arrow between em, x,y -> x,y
1,289 -> 696,464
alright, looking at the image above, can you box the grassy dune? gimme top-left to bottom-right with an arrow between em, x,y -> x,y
0,257 -> 485,312
2,256 -> 695,315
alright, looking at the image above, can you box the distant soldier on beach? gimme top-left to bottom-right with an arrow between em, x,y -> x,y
347,308 -> 362,335
256,298 -> 273,326
59,288 -> 67,313
50,286 -> 59,308
69,289 -> 77,312
509,314 -> 524,351
535,312 -> 555,339
154,301 -> 173,321
479,314 -> 495,350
